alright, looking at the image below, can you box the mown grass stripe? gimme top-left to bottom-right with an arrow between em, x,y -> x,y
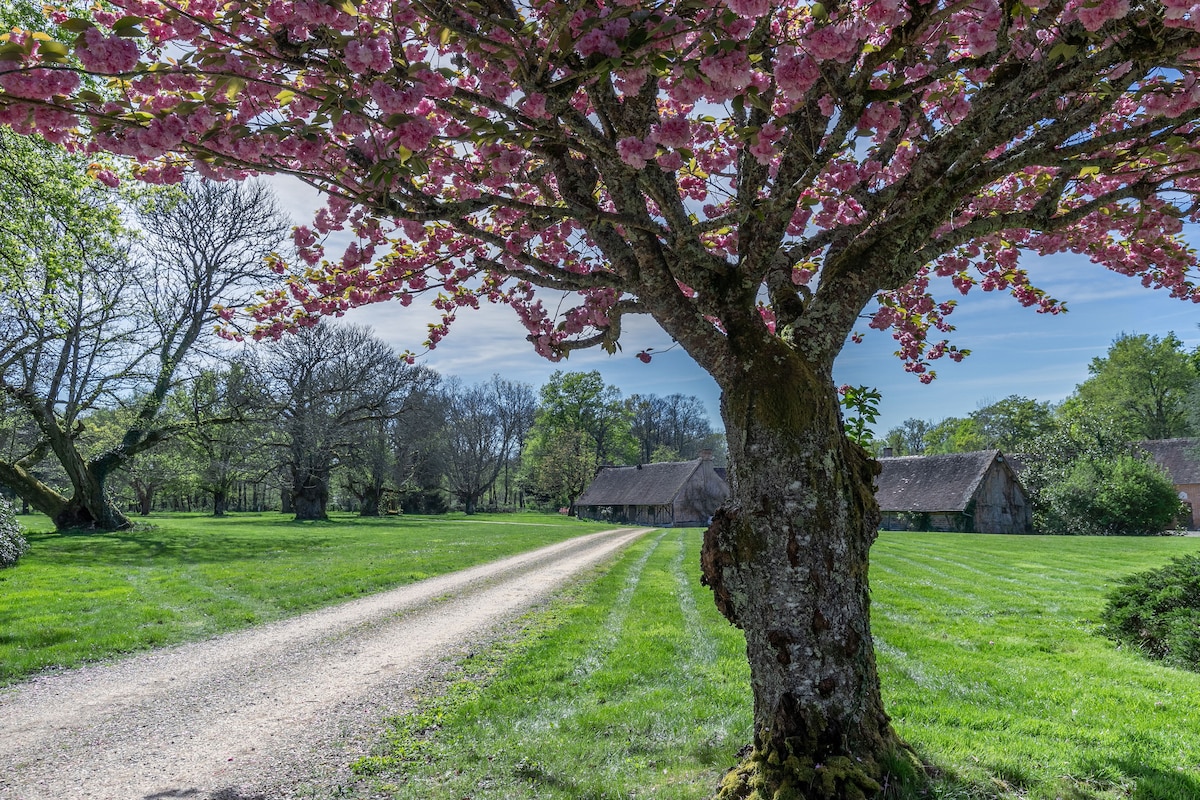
0,512 -> 616,684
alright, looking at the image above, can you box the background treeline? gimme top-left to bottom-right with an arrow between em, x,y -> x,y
1,318 -> 725,526
0,142 -> 722,530
875,331 -> 1200,534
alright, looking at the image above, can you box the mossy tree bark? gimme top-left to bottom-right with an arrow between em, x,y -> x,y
699,331 -> 908,799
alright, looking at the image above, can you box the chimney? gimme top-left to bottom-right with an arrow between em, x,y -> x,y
882,447 -> 894,458
699,449 -> 713,461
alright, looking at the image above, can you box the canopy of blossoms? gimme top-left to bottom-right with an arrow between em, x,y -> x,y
3,0 -> 1199,380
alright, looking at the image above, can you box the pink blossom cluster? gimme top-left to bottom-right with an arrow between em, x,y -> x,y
77,28 -> 140,74
1,0 -> 1198,372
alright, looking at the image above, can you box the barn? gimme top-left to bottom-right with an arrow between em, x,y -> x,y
574,452 -> 728,527
1137,438 -> 1200,529
876,450 -> 1033,534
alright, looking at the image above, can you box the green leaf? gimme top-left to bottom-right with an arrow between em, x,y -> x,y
112,17 -> 147,36
0,42 -> 29,60
38,41 -> 70,60
275,89 -> 296,105
1046,43 -> 1078,63
221,77 -> 247,101
1078,165 -> 1100,178
59,18 -> 94,33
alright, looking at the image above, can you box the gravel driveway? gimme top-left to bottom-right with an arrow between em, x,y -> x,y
0,526 -> 651,800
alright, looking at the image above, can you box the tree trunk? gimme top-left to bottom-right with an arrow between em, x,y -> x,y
291,469 -> 328,521
136,485 -> 153,516
359,487 -> 382,517
53,475 -> 132,532
0,460 -> 68,519
701,338 -> 913,799
212,489 -> 227,517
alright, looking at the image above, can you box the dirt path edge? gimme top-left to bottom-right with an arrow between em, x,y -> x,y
0,526 -> 652,800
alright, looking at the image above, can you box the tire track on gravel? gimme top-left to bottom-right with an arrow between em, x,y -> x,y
0,526 -> 652,800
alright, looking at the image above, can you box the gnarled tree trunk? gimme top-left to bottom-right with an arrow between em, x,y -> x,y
291,467 -> 329,521
701,336 -> 911,798
52,468 -> 132,532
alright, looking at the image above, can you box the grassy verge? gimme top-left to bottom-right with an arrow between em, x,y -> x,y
0,511 -> 613,685
872,533 -> 1200,799
355,527 -> 753,799
355,532 -> 1200,800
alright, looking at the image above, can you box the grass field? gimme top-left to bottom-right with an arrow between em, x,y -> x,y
0,511 -> 613,685
5,515 -> 1200,798
354,530 -> 1200,800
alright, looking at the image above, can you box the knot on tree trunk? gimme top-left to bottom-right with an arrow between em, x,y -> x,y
701,504 -> 741,625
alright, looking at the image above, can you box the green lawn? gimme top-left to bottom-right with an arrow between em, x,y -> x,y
6,515 -> 1200,799
0,511 -> 614,685
355,531 -> 1200,800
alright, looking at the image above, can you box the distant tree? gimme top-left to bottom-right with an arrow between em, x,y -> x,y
176,361 -> 274,516
1018,415 -> 1183,534
1064,333 -> 1198,441
441,376 -> 536,514
521,371 -> 636,510
1039,454 -> 1183,536
254,323 -> 424,521
534,371 -> 637,467
883,418 -> 933,456
522,427 -> 598,511
972,395 -> 1056,452
919,395 -> 1054,455
0,177 -> 288,530
923,416 -> 986,454
628,393 -> 715,464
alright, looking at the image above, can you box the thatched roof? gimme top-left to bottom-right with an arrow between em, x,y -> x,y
875,450 -> 1009,513
1138,438 -> 1200,484
576,460 -> 710,506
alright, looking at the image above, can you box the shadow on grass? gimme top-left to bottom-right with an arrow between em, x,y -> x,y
907,754 -> 1200,800
22,527 -> 338,567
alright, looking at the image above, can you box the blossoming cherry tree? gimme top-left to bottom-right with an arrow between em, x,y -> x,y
4,0 -> 1200,794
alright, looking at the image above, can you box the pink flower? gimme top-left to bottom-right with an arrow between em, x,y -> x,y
726,0 -> 770,16
0,68 -> 80,100
775,53 -> 820,99
136,115 -> 187,157
91,166 -> 120,187
656,150 -> 684,171
1075,0 -> 1130,31
370,80 -> 424,114
344,36 -> 391,74
617,136 -> 657,169
395,118 -> 435,151
520,93 -> 548,119
77,28 -> 140,74
576,29 -> 620,59
651,117 -> 691,148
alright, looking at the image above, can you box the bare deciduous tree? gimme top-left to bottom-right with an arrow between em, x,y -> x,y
0,178 -> 290,530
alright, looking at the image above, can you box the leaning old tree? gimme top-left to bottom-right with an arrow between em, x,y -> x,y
3,0 -> 1200,794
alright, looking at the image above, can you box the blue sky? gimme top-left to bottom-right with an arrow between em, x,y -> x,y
271,178 -> 1200,437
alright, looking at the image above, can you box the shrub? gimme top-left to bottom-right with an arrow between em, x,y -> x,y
0,497 -> 29,568
1037,454 -> 1183,535
1102,554 -> 1200,670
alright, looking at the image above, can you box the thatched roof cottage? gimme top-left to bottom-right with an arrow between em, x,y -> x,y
574,452 -> 728,528
875,450 -> 1033,534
